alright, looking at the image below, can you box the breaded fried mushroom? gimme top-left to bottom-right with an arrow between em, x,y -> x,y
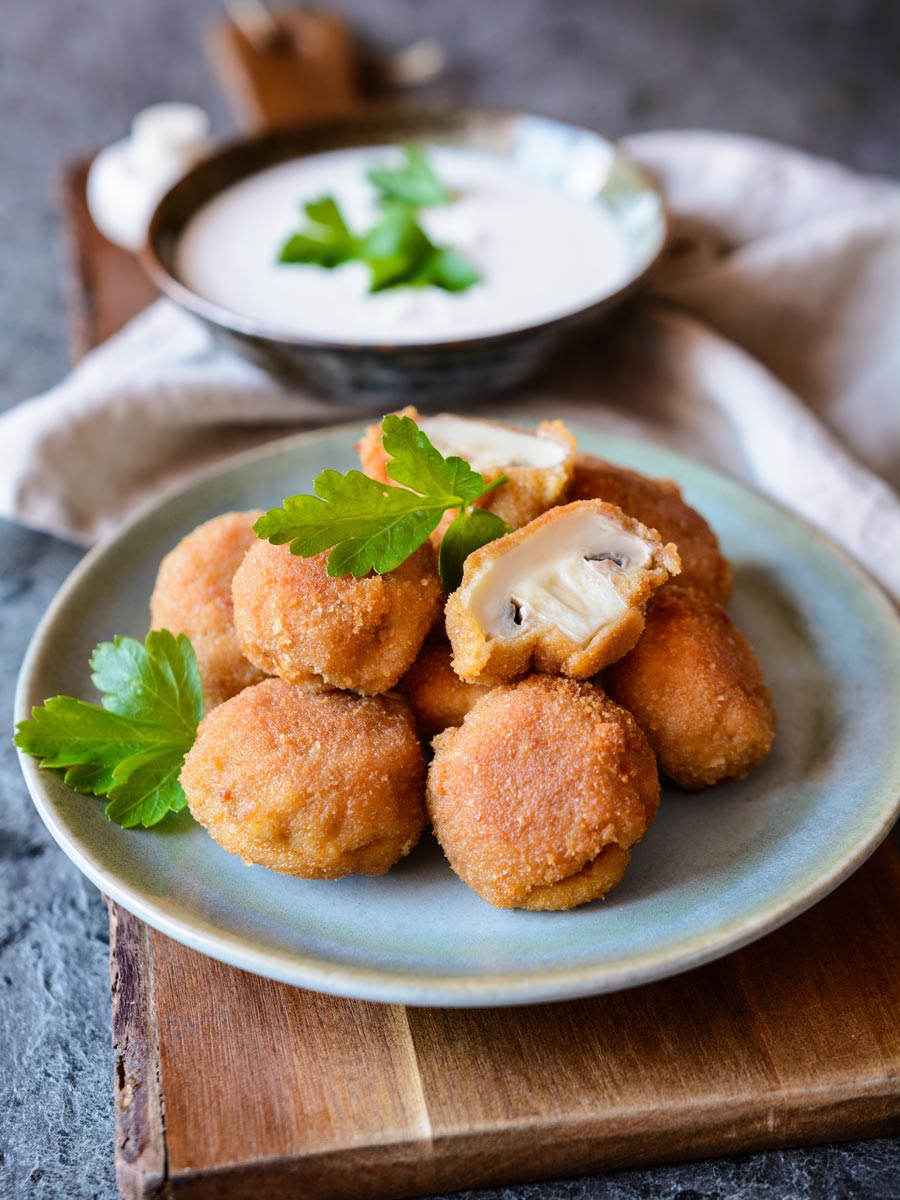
357,406 -> 577,536
445,499 -> 680,684
401,636 -> 493,739
427,676 -> 660,910
569,454 -> 731,602
181,678 -> 426,878
604,584 -> 775,789
232,538 -> 442,695
150,511 -> 267,710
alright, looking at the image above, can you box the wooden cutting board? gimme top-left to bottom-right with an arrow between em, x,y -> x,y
58,41 -> 900,1196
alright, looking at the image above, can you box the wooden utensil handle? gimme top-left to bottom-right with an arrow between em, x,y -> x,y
207,7 -> 362,131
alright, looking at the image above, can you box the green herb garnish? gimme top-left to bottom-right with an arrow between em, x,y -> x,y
364,203 -> 480,293
254,414 -> 510,591
367,144 -> 452,208
15,630 -> 203,828
436,506 -> 509,596
360,202 -> 435,291
277,145 -> 479,293
278,196 -> 356,268
279,198 -> 479,294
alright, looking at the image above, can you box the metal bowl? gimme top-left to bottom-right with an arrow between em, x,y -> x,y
142,108 -> 668,406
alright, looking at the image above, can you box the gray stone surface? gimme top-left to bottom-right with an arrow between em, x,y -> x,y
1,2 -> 898,1197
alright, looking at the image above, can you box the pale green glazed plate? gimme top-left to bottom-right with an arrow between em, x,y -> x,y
15,423 -> 900,1007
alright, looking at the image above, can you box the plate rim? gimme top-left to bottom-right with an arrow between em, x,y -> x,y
15,421 -> 900,1007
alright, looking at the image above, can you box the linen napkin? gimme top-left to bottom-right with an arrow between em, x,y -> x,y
3,130 -> 900,601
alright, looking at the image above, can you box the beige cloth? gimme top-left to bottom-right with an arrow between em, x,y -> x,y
3,131 -> 900,599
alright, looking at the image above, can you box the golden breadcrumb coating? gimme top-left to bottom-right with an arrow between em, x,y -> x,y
445,499 -> 680,685
356,406 -> 578,540
400,635 -> 493,739
181,678 -> 426,878
604,584 -> 775,789
569,454 -> 732,602
232,537 -> 442,695
150,510 -> 267,711
427,676 -> 659,909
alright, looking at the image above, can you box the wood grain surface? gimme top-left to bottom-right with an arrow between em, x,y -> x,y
58,163 -> 158,362
60,103 -> 900,1199
128,844 -> 900,1200
108,906 -> 167,1199
206,8 -> 360,132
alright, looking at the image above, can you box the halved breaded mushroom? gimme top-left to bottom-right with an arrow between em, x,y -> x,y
445,499 -> 681,684
427,676 -> 660,910
604,584 -> 775,789
357,406 -> 577,535
569,454 -> 732,602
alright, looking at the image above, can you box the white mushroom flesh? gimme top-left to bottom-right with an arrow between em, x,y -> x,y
465,508 -> 653,646
417,415 -> 566,473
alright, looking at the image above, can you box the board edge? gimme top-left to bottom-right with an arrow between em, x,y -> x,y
109,901 -> 170,1200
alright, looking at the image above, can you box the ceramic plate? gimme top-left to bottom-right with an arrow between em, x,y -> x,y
15,424 -> 900,1007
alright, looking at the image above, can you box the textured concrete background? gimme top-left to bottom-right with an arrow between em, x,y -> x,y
1,2 -> 899,1198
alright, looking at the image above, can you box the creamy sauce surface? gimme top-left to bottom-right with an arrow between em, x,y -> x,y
175,145 -> 633,344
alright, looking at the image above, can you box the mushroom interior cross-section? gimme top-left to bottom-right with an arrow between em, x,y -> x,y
445,499 -> 681,684
416,414 -> 570,472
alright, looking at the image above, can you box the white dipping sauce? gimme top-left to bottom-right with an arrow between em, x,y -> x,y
176,145 -> 634,344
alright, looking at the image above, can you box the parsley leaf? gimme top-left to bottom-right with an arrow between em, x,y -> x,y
367,144 -> 452,208
276,161 -> 480,294
14,630 -> 203,828
254,469 -> 447,577
362,203 -> 436,292
419,247 -> 482,293
278,196 -> 357,267
381,409 -> 487,503
438,507 -> 512,593
254,414 -> 511,588
363,205 -> 481,294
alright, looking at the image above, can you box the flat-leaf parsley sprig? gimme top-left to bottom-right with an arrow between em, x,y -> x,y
278,196 -> 357,269
366,144 -> 452,208
277,145 -> 480,294
279,197 -> 480,294
254,414 -> 511,592
15,630 -> 203,828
